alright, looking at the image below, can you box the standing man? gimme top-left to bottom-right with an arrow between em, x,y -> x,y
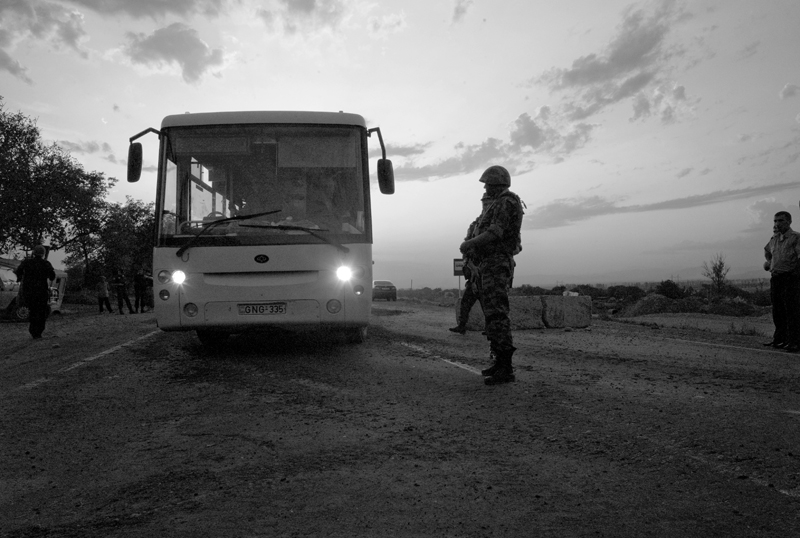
133,269 -> 148,313
460,165 -> 524,385
763,211 -> 800,352
14,245 -> 56,339
97,276 -> 113,314
111,271 -> 135,315
450,193 -> 492,334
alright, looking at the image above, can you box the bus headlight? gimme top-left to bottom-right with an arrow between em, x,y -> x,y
336,266 -> 353,281
172,270 -> 186,284
184,303 -> 198,317
327,300 -> 342,313
354,285 -> 364,296
159,289 -> 170,301
157,270 -> 171,284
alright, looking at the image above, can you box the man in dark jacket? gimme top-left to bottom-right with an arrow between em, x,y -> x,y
133,269 -> 149,313
111,271 -> 135,315
763,211 -> 800,352
15,245 -> 56,339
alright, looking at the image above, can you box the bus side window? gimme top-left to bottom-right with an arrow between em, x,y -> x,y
161,157 -> 178,235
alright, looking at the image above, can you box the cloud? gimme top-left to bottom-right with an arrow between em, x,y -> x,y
391,110 -> 594,182
63,0 -> 228,18
526,182 -> 800,229
737,40 -> 760,60
123,22 -> 224,84
257,0 -> 348,35
452,0 -> 473,23
57,140 -> 113,154
534,0 -> 690,123
0,48 -> 32,84
780,83 -> 800,100
375,142 -> 430,158
368,12 -> 406,39
0,0 -> 90,82
676,167 -> 692,178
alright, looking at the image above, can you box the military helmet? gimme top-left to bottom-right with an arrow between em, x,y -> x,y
479,165 -> 511,186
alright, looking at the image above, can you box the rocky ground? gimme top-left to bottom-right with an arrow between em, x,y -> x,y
1,301 -> 798,537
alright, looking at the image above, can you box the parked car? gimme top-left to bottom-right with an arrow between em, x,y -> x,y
372,280 -> 397,301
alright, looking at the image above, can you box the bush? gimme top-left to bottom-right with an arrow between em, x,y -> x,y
654,280 -> 686,300
751,289 -> 771,307
623,294 -> 677,316
607,285 -> 646,303
63,289 -> 97,305
707,299 -> 756,317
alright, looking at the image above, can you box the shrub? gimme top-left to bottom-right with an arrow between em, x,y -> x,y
751,289 -> 771,307
708,299 -> 756,317
63,289 -> 98,305
624,294 -> 677,316
654,279 -> 686,300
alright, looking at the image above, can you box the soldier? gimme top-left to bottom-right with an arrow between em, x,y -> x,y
450,193 -> 492,334
459,165 -> 524,385
14,245 -> 56,339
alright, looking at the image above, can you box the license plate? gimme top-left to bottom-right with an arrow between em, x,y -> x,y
238,303 -> 287,315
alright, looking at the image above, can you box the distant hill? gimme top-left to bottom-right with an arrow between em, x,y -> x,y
515,265 -> 769,289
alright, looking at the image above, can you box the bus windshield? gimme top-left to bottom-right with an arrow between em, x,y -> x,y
158,124 -> 368,247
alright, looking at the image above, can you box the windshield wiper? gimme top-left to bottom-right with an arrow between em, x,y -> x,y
175,210 -> 281,257
238,223 -> 350,253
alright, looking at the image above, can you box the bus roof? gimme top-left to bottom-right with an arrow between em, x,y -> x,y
161,111 -> 367,129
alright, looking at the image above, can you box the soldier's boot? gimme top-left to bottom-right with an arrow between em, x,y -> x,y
484,349 -> 515,385
448,324 -> 467,335
480,349 -> 499,376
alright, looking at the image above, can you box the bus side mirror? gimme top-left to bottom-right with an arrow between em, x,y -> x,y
127,143 -> 143,183
378,159 -> 394,195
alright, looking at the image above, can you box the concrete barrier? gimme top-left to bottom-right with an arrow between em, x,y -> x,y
455,295 -> 591,331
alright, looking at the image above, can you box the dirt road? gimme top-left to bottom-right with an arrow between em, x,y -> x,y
1,302 -> 799,537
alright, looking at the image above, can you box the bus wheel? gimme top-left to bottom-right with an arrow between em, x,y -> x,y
197,330 -> 230,346
345,326 -> 367,344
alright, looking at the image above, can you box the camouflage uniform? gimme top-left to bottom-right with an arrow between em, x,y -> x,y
470,190 -> 524,354
460,165 -> 523,384
452,194 -> 493,333
452,221 -> 482,332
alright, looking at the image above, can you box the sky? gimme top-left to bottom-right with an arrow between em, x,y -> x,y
2,0 -> 800,288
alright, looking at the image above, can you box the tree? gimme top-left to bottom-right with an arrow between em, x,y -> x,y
654,279 -> 685,300
64,197 -> 155,284
702,253 -> 730,298
0,97 -> 115,254
607,285 -> 646,303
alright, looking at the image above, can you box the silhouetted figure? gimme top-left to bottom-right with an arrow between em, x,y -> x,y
111,272 -> 134,315
15,245 -> 56,339
97,276 -> 113,313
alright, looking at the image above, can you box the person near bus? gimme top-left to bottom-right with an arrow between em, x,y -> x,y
111,272 -> 135,315
14,245 -> 56,339
133,269 -> 149,313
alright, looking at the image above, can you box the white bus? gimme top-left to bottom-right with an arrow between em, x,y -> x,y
126,111 -> 394,345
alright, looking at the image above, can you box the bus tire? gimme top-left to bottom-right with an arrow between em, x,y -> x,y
197,330 -> 230,346
345,326 -> 367,344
